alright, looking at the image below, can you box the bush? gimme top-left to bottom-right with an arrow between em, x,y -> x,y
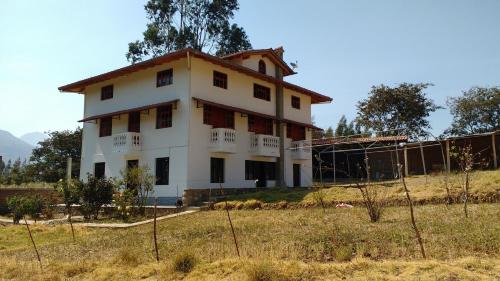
6,196 -> 28,224
119,165 -> 155,215
172,251 -> 197,273
113,189 -> 135,221
334,245 -> 353,262
245,260 -> 280,281
243,199 -> 262,210
78,175 -> 115,220
6,195 -> 45,223
114,247 -> 139,266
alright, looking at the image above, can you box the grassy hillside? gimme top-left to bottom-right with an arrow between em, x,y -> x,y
0,203 -> 498,280
224,170 -> 500,207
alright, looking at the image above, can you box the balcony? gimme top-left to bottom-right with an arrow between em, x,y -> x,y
208,128 -> 237,153
113,132 -> 141,154
290,140 -> 311,160
250,134 -> 280,157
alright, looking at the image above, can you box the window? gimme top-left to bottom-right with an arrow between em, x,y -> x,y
128,112 -> 140,133
127,160 -> 139,169
94,162 -> 105,178
291,96 -> 300,109
99,117 -> 112,137
210,157 -> 224,183
248,115 -> 273,135
101,85 -> 114,100
155,157 -> 169,185
287,124 -> 306,141
254,84 -> 271,101
157,69 -> 173,87
203,105 -> 234,129
156,105 -> 172,129
245,161 -> 276,180
213,71 -> 227,89
258,60 -> 266,74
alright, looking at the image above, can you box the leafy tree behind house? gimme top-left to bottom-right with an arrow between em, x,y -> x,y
356,83 -> 441,139
335,115 -> 360,137
27,128 -> 82,183
127,0 -> 252,63
445,87 -> 500,136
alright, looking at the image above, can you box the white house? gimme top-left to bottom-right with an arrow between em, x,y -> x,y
59,47 -> 332,204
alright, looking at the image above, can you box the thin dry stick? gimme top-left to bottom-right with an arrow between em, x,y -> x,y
219,183 -> 240,258
464,170 -> 469,218
24,217 -> 42,270
398,164 -> 426,259
153,197 -> 160,262
68,207 -> 75,243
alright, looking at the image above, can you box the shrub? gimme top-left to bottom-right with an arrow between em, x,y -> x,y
114,248 -> 139,266
78,175 -> 115,220
113,188 -> 135,221
6,196 -> 28,224
6,195 -> 45,223
54,178 -> 81,217
119,165 -> 155,215
334,245 -> 353,262
243,199 -> 262,210
245,260 -> 280,281
172,251 -> 197,273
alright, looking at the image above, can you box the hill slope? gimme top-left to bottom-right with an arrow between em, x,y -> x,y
0,130 -> 33,162
20,132 -> 48,147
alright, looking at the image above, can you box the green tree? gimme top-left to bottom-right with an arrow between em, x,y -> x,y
324,127 -> 334,138
335,115 -> 357,137
10,158 -> 24,185
445,87 -> 500,136
356,83 -> 441,139
28,128 -> 82,183
120,166 -> 155,215
78,175 -> 115,220
127,0 -> 252,63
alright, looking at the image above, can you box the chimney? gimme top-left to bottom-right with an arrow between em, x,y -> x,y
273,46 -> 284,59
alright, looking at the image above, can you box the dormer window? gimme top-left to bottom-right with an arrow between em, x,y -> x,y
258,60 -> 266,74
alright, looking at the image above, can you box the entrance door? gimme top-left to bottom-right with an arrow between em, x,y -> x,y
293,164 -> 301,187
256,163 -> 267,187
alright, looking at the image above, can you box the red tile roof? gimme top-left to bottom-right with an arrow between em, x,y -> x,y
58,48 -> 332,104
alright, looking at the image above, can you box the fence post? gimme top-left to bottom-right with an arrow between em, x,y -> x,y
446,140 -> 451,174
404,146 -> 409,177
492,133 -> 497,169
419,142 -> 427,183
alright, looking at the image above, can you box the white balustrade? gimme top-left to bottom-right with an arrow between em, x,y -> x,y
208,128 -> 237,153
113,132 -> 141,154
249,134 -> 280,157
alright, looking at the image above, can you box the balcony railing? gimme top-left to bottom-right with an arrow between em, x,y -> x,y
250,134 -> 280,157
290,140 -> 311,160
208,128 -> 237,153
113,132 -> 141,154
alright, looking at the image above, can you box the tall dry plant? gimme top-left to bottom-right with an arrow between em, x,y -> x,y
354,155 -> 388,222
397,164 -> 426,259
452,144 -> 476,218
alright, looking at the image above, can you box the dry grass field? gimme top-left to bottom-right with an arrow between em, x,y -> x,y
0,203 -> 499,280
223,170 -> 500,207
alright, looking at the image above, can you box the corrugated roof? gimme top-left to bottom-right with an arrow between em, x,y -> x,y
312,135 -> 408,146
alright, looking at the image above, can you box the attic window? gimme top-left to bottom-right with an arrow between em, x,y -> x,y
157,69 -> 173,87
291,96 -> 300,109
258,60 -> 266,74
101,85 -> 113,100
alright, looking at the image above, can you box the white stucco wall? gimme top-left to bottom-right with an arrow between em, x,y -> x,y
79,55 -> 315,200
80,58 -> 190,198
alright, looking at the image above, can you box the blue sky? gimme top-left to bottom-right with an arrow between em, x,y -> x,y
1,0 -> 499,137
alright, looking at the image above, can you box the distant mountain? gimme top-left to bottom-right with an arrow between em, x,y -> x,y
0,130 -> 34,163
20,132 -> 48,147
